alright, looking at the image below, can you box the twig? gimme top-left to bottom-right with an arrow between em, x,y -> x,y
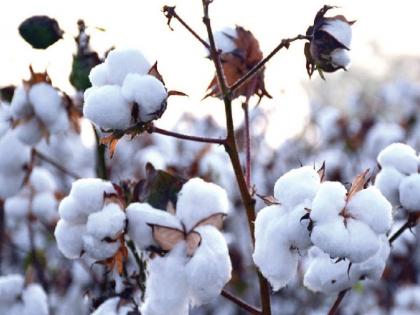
149,125 -> 226,145
327,290 -> 348,315
243,101 -> 251,187
230,35 -> 310,93
33,149 -> 81,179
162,5 -> 210,49
221,289 -> 262,315
93,126 -> 108,179
389,213 -> 418,244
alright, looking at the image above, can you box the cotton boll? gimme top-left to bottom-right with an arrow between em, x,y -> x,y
91,297 -> 132,315
186,226 -> 231,307
212,27 -> 237,54
30,168 -> 56,192
364,123 -> 405,159
176,178 -> 229,232
126,202 -> 182,250
55,220 -> 86,259
83,85 -> 132,130
375,167 -> 405,206
254,205 -> 285,242
106,49 -> 151,86
10,86 -> 33,118
287,205 -> 312,249
0,172 -> 26,199
273,166 -> 320,209
29,83 -> 63,126
82,234 -> 120,260
14,118 -> 44,145
311,182 -> 347,223
89,63 -> 110,87
0,131 -> 31,174
347,219 -> 380,263
121,74 -> 167,122
58,196 -> 85,224
4,196 -> 30,219
70,178 -> 115,216
47,109 -> 70,133
32,192 -> 58,223
399,174 -> 420,212
311,218 -> 350,259
347,187 -> 393,234
321,19 -> 352,48
22,284 -> 49,315
377,143 -> 418,175
330,49 -> 350,68
86,203 -> 126,240
141,245 -> 189,315
0,274 -> 25,303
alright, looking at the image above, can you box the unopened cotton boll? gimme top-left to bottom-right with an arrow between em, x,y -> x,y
86,203 -> 126,240
399,174 -> 420,212
55,220 -> 86,259
29,83 -> 63,126
176,177 -> 229,232
310,181 -> 347,222
83,85 -> 132,130
273,166 -> 320,209
377,143 -> 418,175
186,226 -> 232,307
121,74 -> 167,123
375,167 -> 405,206
10,86 -> 33,119
105,49 -> 151,86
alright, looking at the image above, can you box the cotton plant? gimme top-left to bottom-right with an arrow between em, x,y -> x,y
55,178 -> 127,269
375,143 -> 420,212
0,274 -> 49,315
126,177 -> 232,315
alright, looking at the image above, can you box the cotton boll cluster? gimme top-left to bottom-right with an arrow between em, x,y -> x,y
55,178 -> 126,262
83,49 -> 168,130
375,143 -> 420,212
10,83 -> 69,145
0,131 -> 31,198
253,166 -> 321,290
126,178 -> 231,314
0,274 -> 49,315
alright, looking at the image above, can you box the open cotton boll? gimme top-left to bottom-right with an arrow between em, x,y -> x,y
375,167 -> 405,206
15,118 -> 44,145
55,220 -> 86,259
399,174 -> 420,212
4,196 -> 30,219
347,187 -> 392,234
310,181 -> 347,222
82,234 -> 120,260
121,74 -> 167,122
84,85 -> 132,130
321,19 -> 352,48
330,49 -> 351,68
311,219 -> 350,259
347,219 -> 380,263
126,202 -> 182,250
91,297 -> 132,315
186,226 -> 231,307
273,166 -> 320,209
0,131 -> 31,174
377,143 -> 418,175
30,168 -> 56,192
254,205 -> 285,241
176,178 -> 229,232
32,192 -> 58,223
286,205 -> 312,249
141,245 -> 189,315
22,284 -> 49,315
86,203 -> 126,240
10,86 -> 33,119
58,196 -> 85,224
0,274 -> 25,303
0,172 -> 26,199
105,49 -> 151,86
29,83 -> 63,126
89,63 -> 110,87
212,27 -> 237,54
70,178 -> 115,216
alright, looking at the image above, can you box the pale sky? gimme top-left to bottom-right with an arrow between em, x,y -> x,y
1,0 -> 420,147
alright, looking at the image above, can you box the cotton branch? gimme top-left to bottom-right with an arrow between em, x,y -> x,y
327,289 -> 349,315
221,289 -> 262,315
33,149 -> 81,179
149,125 -> 226,145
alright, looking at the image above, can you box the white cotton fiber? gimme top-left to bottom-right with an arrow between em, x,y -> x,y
21,284 -> 49,315
375,167 -> 405,206
32,192 -> 58,223
0,104 -> 12,137
86,203 -> 126,240
0,274 -> 25,302
30,168 -> 56,192
126,202 -> 182,250
310,181 -> 347,222
54,220 -> 86,259
83,85 -> 132,130
15,118 -> 44,145
347,186 -> 393,234
254,205 -> 284,242
29,83 -> 62,126
0,172 -> 26,199
311,219 -> 349,259
212,27 -> 237,54
121,74 -> 167,122
89,63 -> 110,87
106,49 -> 151,86
321,19 -> 352,48
47,109 -> 70,133
347,219 -> 380,263
331,49 -> 351,68
399,174 -> 420,212
286,205 -> 312,249
141,245 -> 189,315
4,196 -> 30,219
273,166 -> 320,209
377,143 -> 418,175
0,131 -> 31,174
10,86 -> 32,119
58,196 -> 85,224
82,234 -> 120,260
176,177 -> 229,232
186,226 -> 232,307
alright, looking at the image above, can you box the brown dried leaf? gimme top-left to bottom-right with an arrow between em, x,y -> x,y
151,225 -> 185,252
186,231 -> 201,256
148,62 -> 165,85
256,193 -> 280,206
168,90 -> 188,97
347,169 -> 369,201
24,65 -> 51,86
100,134 -> 120,158
104,235 -> 128,274
193,213 -> 226,231
317,161 -> 326,182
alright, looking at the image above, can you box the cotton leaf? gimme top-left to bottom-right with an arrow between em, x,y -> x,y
347,169 -> 369,201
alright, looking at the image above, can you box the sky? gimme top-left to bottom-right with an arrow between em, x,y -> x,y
1,0 -> 420,147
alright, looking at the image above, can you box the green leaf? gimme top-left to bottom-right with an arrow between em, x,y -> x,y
70,52 -> 100,91
19,16 -> 63,49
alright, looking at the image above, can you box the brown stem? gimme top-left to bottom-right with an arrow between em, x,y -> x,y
221,289 -> 262,315
389,213 -> 418,244
230,35 -> 310,93
162,5 -> 210,49
149,125 -> 226,145
327,290 -> 348,315
243,102 -> 251,187
201,1 -> 271,314
33,149 -> 81,179
93,126 -> 108,179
